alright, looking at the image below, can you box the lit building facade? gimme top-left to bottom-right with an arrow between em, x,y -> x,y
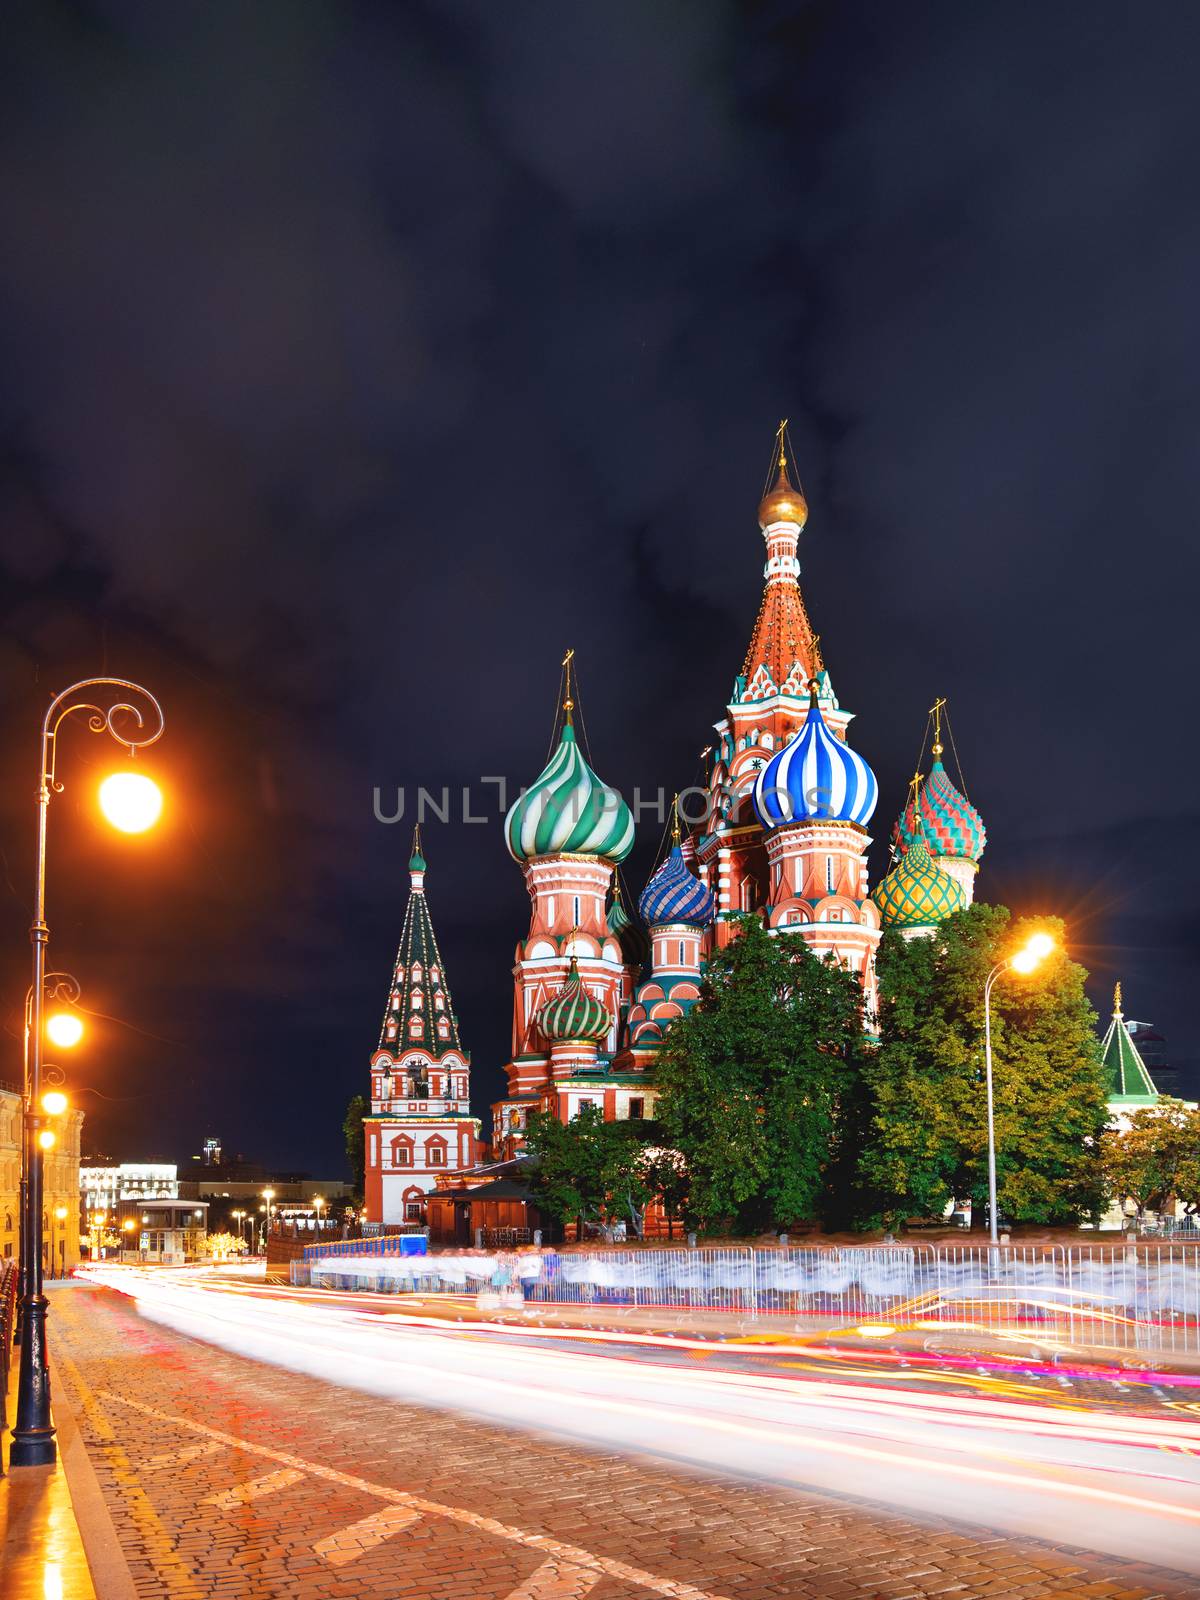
1,1084 -> 84,1274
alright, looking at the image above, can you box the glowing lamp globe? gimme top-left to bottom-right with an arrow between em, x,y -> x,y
41,1090 -> 68,1116
1025,931 -> 1055,961
37,1129 -> 57,1151
99,771 -> 163,834
54,1206 -> 68,1221
46,1012 -> 83,1048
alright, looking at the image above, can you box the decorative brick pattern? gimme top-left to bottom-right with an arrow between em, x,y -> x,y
50,1284 -> 1197,1600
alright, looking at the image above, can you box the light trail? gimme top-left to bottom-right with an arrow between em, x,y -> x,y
78,1264 -> 1200,1576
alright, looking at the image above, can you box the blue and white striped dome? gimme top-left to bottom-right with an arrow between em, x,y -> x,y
639,846 -> 716,927
752,697 -> 878,829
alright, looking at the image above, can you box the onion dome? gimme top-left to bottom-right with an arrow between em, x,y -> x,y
758,456 -> 808,529
892,758 -> 986,863
607,882 -> 650,970
752,688 -> 878,830
639,845 -> 716,927
872,830 -> 966,931
536,956 -> 611,1043
409,841 -> 427,873
505,723 -> 634,863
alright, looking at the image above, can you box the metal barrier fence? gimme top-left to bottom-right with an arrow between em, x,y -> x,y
0,1260 -> 18,1456
294,1240 -> 1200,1355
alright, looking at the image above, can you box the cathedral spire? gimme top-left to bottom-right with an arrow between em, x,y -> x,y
739,422 -> 821,699
377,835 -> 461,1056
1100,983 -> 1159,1099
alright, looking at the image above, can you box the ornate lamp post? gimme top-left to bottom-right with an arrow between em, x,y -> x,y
12,677 -> 164,1468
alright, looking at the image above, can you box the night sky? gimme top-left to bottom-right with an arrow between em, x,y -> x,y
2,3 -> 1197,1178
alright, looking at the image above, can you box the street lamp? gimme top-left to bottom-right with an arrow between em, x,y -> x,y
45,1012 -> 84,1049
982,931 -> 1057,1251
12,677 -> 164,1469
312,1195 -> 325,1234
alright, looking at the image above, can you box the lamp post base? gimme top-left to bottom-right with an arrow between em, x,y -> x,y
9,1293 -> 57,1467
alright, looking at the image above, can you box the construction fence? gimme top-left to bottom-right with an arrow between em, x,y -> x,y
292,1240 -> 1200,1356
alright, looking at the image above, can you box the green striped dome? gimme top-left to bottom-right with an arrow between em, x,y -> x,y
536,957 -> 612,1043
872,831 -> 966,931
505,724 -> 634,863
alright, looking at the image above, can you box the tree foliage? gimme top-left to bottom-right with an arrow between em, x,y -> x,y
1100,1099 -> 1200,1221
653,915 -> 866,1233
523,1105 -> 658,1236
860,906 -> 1109,1228
343,1093 -> 368,1196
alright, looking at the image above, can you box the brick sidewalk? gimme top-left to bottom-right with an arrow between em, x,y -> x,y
48,1282 -> 1196,1600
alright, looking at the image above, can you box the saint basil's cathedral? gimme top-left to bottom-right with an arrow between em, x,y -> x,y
363,427 -> 993,1225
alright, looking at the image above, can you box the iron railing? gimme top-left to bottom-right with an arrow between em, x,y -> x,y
293,1240 -> 1200,1355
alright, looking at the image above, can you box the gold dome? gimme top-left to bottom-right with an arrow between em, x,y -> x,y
757,458 -> 808,529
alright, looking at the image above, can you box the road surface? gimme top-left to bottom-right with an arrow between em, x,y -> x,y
43,1267 -> 1200,1598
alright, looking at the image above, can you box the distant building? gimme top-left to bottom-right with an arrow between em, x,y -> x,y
116,1196 -> 209,1264
80,1160 -> 178,1213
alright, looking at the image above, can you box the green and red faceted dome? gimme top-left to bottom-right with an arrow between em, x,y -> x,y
536,956 -> 612,1043
892,756 -> 986,865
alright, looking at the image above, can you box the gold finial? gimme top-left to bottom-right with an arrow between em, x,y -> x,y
930,696 -> 946,758
671,793 -> 681,845
1114,981 -> 1123,1017
562,646 -> 575,725
776,417 -> 788,470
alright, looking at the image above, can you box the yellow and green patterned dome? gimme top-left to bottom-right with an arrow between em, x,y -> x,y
536,957 -> 612,1043
872,830 -> 966,932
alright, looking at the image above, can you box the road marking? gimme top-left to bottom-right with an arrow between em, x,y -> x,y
142,1441 -> 221,1472
99,1391 -> 733,1600
54,1353 -> 207,1600
314,1504 -> 422,1566
203,1468 -> 306,1508
507,1557 -> 602,1597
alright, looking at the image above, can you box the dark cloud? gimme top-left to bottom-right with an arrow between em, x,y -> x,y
1,1 -> 1198,1170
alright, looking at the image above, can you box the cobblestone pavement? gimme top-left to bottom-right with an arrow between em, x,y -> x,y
48,1283 -> 1197,1600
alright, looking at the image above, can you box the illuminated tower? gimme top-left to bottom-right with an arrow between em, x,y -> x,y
692,425 -> 881,1012
363,830 -> 481,1224
493,653 -> 635,1140
751,681 -> 882,1013
624,805 -> 717,1077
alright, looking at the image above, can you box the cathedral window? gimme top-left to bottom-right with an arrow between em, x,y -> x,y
390,1136 -> 413,1168
430,967 -> 439,983
409,1018 -> 422,1036
437,1018 -> 449,1038
628,1097 -> 645,1120
825,857 -> 834,893
434,993 -> 444,1009
678,941 -> 685,964
386,1021 -> 397,1039
425,1139 -> 447,1166
573,895 -> 580,926
411,962 -> 423,980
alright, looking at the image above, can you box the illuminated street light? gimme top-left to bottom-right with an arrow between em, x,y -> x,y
36,1130 -> 56,1151
982,932 -> 1059,1250
46,1012 -> 83,1048
13,677 -> 164,1469
41,1090 -> 68,1116
98,770 -> 163,834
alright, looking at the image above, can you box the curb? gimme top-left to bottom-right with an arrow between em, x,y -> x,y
49,1347 -> 137,1600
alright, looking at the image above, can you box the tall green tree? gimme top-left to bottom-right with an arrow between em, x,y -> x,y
860,906 -> 1108,1229
1100,1099 -> 1200,1224
654,915 -> 866,1233
524,1105 -> 620,1234
343,1093 -> 368,1197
